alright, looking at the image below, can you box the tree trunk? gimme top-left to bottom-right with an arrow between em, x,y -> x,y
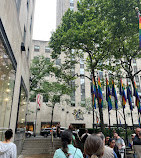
92,70 -> 104,132
51,104 -> 55,127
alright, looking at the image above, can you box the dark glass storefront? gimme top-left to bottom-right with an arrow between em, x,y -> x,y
16,82 -> 28,132
0,20 -> 16,140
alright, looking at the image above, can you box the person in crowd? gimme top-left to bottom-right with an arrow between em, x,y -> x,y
105,136 -> 110,146
114,132 -> 125,158
130,133 -> 136,149
0,129 -> 17,158
109,138 -> 120,158
56,123 -> 61,138
133,127 -> 141,145
53,130 -> 83,158
97,132 -> 117,158
68,124 -> 76,146
81,129 -> 90,143
84,134 -> 104,158
134,130 -> 141,158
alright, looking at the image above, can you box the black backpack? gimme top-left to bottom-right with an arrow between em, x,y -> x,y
81,134 -> 88,143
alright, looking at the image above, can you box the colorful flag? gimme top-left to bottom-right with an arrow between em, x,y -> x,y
98,77 -> 103,108
133,81 -> 141,113
139,15 -> 141,48
120,79 -> 126,108
96,116 -> 99,124
138,117 -> 141,127
92,78 -> 97,109
106,78 -> 112,111
92,78 -> 97,98
112,80 -> 118,109
127,83 -> 133,111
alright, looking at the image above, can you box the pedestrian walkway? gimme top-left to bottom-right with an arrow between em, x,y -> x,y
18,154 -> 53,158
18,136 -> 61,158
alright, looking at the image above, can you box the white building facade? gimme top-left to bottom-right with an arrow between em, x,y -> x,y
0,0 -> 36,154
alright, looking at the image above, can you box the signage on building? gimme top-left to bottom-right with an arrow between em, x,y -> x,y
72,109 -> 84,120
36,94 -> 43,109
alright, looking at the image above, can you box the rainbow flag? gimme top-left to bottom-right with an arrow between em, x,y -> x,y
139,15 -> 141,48
106,78 -> 112,111
133,81 -> 141,113
92,78 -> 97,109
112,80 -> 118,109
98,77 -> 103,108
127,83 -> 133,111
120,79 -> 126,108
92,78 -> 97,98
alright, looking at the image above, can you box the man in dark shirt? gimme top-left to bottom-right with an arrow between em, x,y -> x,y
133,128 -> 141,145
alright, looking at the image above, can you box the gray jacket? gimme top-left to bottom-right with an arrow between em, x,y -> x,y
0,142 -> 17,158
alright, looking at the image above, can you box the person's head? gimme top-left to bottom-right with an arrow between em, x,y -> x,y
85,129 -> 89,133
139,130 -> 141,139
131,133 -> 136,140
114,132 -> 118,139
105,136 -> 110,145
5,129 -> 13,141
135,128 -> 141,136
97,132 -> 105,145
68,124 -> 74,131
61,130 -> 72,153
109,138 -> 116,148
84,134 -> 104,158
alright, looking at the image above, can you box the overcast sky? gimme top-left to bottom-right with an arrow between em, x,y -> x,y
33,0 -> 56,41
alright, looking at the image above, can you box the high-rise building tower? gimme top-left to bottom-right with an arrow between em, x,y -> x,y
56,0 -> 78,27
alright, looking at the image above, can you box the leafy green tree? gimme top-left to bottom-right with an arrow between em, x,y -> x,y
103,0 -> 141,91
30,56 -> 74,126
49,0 -> 116,131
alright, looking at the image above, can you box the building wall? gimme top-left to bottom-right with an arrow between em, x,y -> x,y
29,40 -> 141,134
0,0 -> 35,147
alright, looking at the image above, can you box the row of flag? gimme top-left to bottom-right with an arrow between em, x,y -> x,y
91,77 -> 141,113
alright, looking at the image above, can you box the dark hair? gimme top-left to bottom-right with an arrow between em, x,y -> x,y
97,132 -> 105,141
5,129 -> 13,140
61,130 -> 72,154
84,134 -> 104,158
109,138 -> 115,143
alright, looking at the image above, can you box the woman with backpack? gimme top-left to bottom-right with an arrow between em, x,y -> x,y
53,130 -> 83,158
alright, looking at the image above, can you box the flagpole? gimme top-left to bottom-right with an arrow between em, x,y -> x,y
91,76 -> 95,130
108,108 -> 111,136
138,110 -> 141,127
115,108 -> 119,129
130,109 -> 134,130
122,102 -> 128,145
91,92 -> 95,129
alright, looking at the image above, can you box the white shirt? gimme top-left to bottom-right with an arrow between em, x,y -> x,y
0,142 -> 17,158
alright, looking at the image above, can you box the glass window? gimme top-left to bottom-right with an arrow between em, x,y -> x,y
27,0 -> 29,11
23,26 -> 26,43
16,85 -> 27,132
137,85 -> 141,92
133,58 -> 136,63
56,59 -> 61,66
80,64 -> 84,68
70,3 -> 74,7
45,46 -> 50,53
30,16 -> 32,33
134,66 -> 137,73
16,0 -> 21,14
0,38 -> 16,139
80,68 -> 84,74
99,71 -> 103,79
80,58 -> 84,64
46,58 -> 50,64
135,76 -> 139,82
34,45 -> 40,52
